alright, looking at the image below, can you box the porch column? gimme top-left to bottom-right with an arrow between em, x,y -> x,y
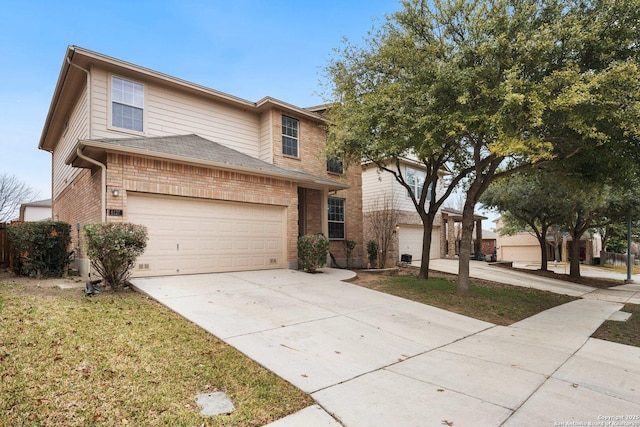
322,188 -> 329,266
475,219 -> 483,255
321,188 -> 329,237
447,216 -> 456,258
440,216 -> 447,258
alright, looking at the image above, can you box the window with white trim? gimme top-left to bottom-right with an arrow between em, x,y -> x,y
406,167 -> 430,201
328,197 -> 345,239
282,115 -> 299,157
111,76 -> 144,132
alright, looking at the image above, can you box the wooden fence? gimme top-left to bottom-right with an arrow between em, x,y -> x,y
603,251 -> 636,266
0,222 -> 9,268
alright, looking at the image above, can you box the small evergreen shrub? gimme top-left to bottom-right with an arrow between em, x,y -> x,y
343,239 -> 357,268
367,240 -> 378,268
7,221 -> 72,278
83,223 -> 148,291
297,234 -> 329,273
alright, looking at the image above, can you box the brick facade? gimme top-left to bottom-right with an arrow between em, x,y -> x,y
43,48 -> 364,275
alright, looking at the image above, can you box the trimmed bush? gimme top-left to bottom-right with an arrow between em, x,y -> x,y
83,223 -> 148,291
7,221 -> 72,278
343,239 -> 357,268
367,240 -> 378,268
297,234 -> 329,273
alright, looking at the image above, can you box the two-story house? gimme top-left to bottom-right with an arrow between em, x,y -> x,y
38,46 -> 363,278
362,160 -> 485,266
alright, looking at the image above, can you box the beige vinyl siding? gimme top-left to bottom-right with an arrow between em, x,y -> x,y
89,69 -> 262,158
258,111 -> 273,163
52,86 -> 89,199
362,165 -> 394,211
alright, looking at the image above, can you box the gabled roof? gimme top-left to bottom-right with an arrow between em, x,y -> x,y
39,46 -> 327,152
66,134 -> 349,191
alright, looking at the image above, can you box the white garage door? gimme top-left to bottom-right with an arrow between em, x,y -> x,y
398,225 -> 440,262
499,246 -> 540,263
127,193 -> 286,277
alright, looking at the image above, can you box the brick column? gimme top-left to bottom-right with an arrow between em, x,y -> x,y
475,219 -> 483,255
447,216 -> 456,258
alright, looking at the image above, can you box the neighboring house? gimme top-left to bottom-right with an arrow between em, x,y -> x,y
19,199 -> 52,222
362,161 -> 485,265
481,229 -> 497,257
38,46 -> 362,278
494,217 -> 600,264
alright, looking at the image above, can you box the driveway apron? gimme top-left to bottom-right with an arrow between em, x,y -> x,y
132,269 -> 640,426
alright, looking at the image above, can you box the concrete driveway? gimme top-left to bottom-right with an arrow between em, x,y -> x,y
132,268 -> 640,426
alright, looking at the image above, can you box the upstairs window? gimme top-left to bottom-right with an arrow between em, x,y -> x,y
327,156 -> 344,174
112,76 -> 144,132
328,197 -> 345,239
282,115 -> 299,157
406,167 -> 429,201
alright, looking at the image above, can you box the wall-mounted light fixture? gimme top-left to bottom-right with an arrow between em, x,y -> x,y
111,189 -> 120,197
393,224 -> 400,234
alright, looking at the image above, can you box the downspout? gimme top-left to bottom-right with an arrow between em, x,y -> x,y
66,55 -> 106,222
76,146 -> 106,223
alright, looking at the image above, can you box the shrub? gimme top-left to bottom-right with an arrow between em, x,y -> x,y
342,239 -> 357,268
367,240 -> 378,268
83,223 -> 148,291
297,234 -> 329,273
7,221 -> 72,278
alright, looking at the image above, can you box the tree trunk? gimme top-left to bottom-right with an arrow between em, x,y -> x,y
538,234 -> 549,271
457,199 -> 477,295
417,215 -> 435,279
569,236 -> 581,278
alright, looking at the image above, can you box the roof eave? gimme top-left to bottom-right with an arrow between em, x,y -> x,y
38,46 -> 75,152
67,140 -> 349,191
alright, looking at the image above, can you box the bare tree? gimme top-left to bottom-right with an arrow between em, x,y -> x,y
364,195 -> 399,269
0,173 -> 37,222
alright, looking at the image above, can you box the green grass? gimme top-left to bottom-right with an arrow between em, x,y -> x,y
356,273 -> 577,326
0,283 -> 312,426
592,303 -> 640,347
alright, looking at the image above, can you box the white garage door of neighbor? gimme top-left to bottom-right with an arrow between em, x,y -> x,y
127,193 -> 286,277
398,225 -> 440,262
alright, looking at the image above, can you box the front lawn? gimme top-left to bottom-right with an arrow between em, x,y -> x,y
354,270 -> 639,347
353,271 -> 576,325
592,303 -> 640,347
0,279 -> 312,426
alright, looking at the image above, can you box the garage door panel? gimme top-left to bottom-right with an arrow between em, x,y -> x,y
128,194 -> 286,277
398,225 -> 441,262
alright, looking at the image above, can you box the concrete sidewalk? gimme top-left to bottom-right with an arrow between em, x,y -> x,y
132,268 -> 640,426
426,258 -> 640,304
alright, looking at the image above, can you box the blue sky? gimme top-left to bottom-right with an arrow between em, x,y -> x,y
0,0 -> 401,198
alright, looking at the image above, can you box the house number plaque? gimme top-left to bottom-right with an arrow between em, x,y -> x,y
108,209 -> 124,217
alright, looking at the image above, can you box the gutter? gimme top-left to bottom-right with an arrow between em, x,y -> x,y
69,140 -> 350,191
75,146 -> 106,222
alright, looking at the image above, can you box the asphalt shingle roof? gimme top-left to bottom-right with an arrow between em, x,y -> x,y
76,134 -> 347,189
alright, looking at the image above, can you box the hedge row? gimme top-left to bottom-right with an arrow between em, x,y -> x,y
7,221 -> 72,278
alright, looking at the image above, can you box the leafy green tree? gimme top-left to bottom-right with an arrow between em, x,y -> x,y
480,171 -> 569,271
326,0 -> 640,293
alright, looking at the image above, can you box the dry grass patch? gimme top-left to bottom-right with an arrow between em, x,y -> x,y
0,279 -> 312,426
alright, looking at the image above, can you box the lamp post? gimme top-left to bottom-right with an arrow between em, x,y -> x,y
626,210 -> 634,284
